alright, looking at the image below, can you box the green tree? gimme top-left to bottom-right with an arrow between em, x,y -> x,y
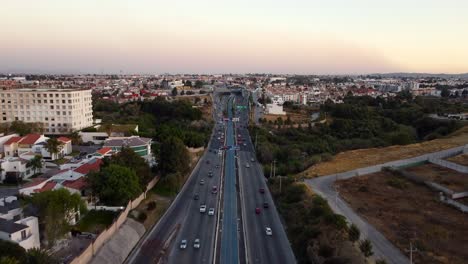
45,138 -> 63,159
0,257 -> 19,264
360,239 -> 374,258
88,164 -> 142,206
185,80 -> 192,87
180,90 -> 185,95
30,189 -> 86,248
159,136 -> 189,176
441,87 -> 450,97
26,248 -> 57,264
194,80 -> 204,88
9,121 -> 32,136
105,147 -> 152,187
0,240 -> 27,263
69,131 -> 82,145
27,155 -> 43,175
348,224 -> 360,243
171,88 -> 178,96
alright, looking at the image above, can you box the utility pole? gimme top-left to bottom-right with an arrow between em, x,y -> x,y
405,242 -> 418,264
279,176 -> 282,194
254,132 -> 258,150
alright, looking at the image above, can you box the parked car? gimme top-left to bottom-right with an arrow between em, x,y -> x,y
180,239 -> 188,249
193,238 -> 200,249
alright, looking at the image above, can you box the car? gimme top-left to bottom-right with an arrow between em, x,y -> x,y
208,208 -> 215,216
251,157 -> 255,162
255,207 -> 261,214
265,227 -> 272,236
245,163 -> 250,168
208,171 -> 213,177
212,186 -> 218,194
200,205 -> 207,213
206,160 -> 210,164
180,239 -> 188,249
193,238 -> 200,249
243,143 -> 247,146
200,179 -> 205,185
259,188 -> 265,194
263,202 -> 269,208
216,164 -> 220,168
194,194 -> 199,200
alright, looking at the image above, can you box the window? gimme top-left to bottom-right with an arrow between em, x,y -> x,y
21,230 -> 26,240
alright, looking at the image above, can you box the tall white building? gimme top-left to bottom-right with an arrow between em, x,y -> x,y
0,88 -> 93,134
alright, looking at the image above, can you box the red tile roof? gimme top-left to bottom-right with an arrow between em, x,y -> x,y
4,136 -> 22,145
34,182 -> 56,193
97,147 -> 112,155
57,137 -> 71,143
63,177 -> 87,190
19,134 -> 41,145
74,159 -> 103,175
22,177 -> 48,188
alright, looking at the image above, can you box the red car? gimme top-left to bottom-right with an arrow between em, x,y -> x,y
255,207 -> 261,214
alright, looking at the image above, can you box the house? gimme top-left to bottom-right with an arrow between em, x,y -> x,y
103,136 -> 155,164
0,158 -> 35,183
3,134 -> 46,158
0,196 -> 40,250
0,134 -> 20,158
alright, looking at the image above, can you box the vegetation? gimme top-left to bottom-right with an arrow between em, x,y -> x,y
0,121 -> 44,136
88,164 -> 142,206
44,138 -> 63,159
359,239 -> 374,258
252,93 -> 466,176
348,224 -> 360,243
0,240 -> 57,264
269,177 -> 363,263
75,210 -> 118,233
28,189 -> 87,248
27,155 -> 43,175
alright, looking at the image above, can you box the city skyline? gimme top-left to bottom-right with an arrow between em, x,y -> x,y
1,0 -> 468,74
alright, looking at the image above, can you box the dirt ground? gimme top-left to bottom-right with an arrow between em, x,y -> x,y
133,193 -> 170,229
335,171 -> 468,264
405,163 -> 468,192
446,153 -> 468,166
301,126 -> 468,178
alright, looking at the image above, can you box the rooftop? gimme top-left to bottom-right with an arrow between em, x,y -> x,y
0,218 -> 27,234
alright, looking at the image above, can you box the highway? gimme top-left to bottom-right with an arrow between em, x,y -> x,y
219,96 -> 240,264
126,94 -> 226,264
234,94 -> 296,264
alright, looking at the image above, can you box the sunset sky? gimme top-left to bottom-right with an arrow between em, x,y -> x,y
1,0 -> 467,74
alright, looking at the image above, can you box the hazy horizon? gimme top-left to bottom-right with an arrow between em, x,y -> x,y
2,0 -> 468,74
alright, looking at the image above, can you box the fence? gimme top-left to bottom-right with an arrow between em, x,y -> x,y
69,175 -> 160,264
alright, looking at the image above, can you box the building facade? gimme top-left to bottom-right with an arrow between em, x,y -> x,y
0,88 -> 93,134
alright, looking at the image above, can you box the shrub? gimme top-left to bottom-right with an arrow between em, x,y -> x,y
348,224 -> 360,243
318,244 -> 334,258
147,201 -> 156,211
387,177 -> 408,189
138,212 -> 147,222
359,239 -> 373,257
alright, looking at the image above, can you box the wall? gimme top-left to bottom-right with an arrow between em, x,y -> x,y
69,176 -> 159,264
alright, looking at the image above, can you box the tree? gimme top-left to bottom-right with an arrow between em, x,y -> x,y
0,240 -> 27,263
180,90 -> 185,95
28,155 -> 43,175
30,189 -> 86,248
88,164 -> 142,206
105,147 -> 152,187
441,87 -> 450,97
0,257 -> 19,264
359,239 -> 374,257
348,224 -> 360,243
26,248 -> 57,264
194,80 -> 204,88
159,136 -> 190,176
171,88 -> 178,96
45,138 -> 63,160
185,80 -> 192,87
69,131 -> 82,145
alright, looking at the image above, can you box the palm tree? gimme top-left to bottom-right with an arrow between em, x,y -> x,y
28,155 -> 43,175
45,138 -> 63,160
69,131 -> 82,145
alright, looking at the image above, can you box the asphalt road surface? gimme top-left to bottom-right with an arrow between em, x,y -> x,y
234,95 -> 296,264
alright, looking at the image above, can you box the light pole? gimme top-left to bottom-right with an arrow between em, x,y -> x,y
273,160 -> 277,178
405,242 -> 418,264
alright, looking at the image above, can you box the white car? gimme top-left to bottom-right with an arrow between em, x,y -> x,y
180,239 -> 187,249
265,227 -> 272,236
200,205 -> 207,213
251,158 -> 255,162
193,238 -> 200,249
200,179 -> 205,185
245,163 -> 250,168
208,208 -> 215,216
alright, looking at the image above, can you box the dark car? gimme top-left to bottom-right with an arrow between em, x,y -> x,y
194,194 -> 199,200
263,202 -> 269,208
259,188 -> 265,194
206,160 -> 210,164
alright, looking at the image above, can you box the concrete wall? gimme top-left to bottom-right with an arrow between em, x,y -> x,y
428,158 -> 468,173
69,176 -> 159,264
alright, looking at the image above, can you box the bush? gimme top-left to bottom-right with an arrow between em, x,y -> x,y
358,186 -> 368,192
138,212 -> 147,222
348,224 -> 360,243
318,244 -> 335,258
359,239 -> 373,257
147,201 -> 156,211
387,177 -> 408,189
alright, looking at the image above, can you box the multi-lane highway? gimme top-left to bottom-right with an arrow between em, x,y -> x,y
234,94 -> 296,264
126,90 -> 295,264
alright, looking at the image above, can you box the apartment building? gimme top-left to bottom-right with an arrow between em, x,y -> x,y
0,88 -> 93,134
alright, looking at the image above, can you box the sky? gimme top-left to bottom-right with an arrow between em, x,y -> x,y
1,0 -> 468,74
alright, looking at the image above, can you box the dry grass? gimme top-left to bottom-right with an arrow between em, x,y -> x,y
446,153 -> 468,166
301,126 -> 468,178
336,171 -> 468,264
